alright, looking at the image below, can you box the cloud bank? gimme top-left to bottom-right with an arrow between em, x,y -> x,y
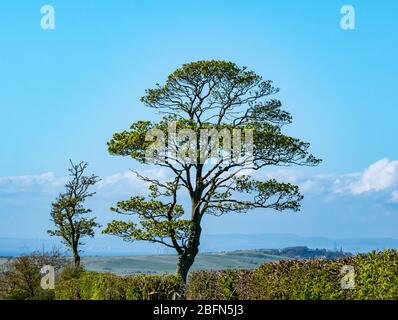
1,159 -> 398,203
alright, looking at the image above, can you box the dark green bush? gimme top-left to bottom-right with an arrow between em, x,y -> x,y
54,272 -> 184,300
351,250 -> 398,299
0,250 -> 66,300
247,258 -> 350,300
57,264 -> 85,282
186,269 -> 251,300
40,250 -> 398,300
187,250 -> 398,300
124,274 -> 184,300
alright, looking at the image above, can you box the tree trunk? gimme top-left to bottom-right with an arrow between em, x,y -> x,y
176,254 -> 195,284
72,244 -> 80,268
176,188 -> 203,283
176,222 -> 202,283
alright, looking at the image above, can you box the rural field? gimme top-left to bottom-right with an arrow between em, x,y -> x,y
80,246 -> 349,274
1,246 -> 346,275
81,251 -> 287,275
0,249 -> 289,275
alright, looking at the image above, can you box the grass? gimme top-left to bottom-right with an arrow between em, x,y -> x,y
82,251 -> 288,275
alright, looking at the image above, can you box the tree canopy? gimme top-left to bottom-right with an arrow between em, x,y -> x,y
48,161 -> 100,267
103,60 -> 321,281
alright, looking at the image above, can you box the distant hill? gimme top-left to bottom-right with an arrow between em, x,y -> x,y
233,246 -> 351,260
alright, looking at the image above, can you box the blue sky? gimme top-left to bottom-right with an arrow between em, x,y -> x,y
1,1 -> 398,242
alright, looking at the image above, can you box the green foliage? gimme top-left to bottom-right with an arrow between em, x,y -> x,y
105,60 -> 321,281
5,250 -> 396,300
185,270 -> 225,300
54,272 -> 184,300
53,278 -> 80,300
15,251 -> 398,300
124,274 -> 184,300
103,195 -> 192,246
187,251 -> 398,300
48,161 -> 100,267
0,250 -> 66,300
247,258 -> 348,300
187,269 -> 251,300
351,250 -> 398,299
58,264 -> 85,282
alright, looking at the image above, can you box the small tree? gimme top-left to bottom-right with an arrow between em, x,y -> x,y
48,161 -> 100,267
103,60 -> 321,282
0,249 -> 65,300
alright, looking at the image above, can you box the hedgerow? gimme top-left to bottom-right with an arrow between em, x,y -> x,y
187,250 -> 398,300
54,272 -> 183,300
4,250 -> 397,300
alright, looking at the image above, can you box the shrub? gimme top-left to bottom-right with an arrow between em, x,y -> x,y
187,250 -> 398,300
351,250 -> 398,299
0,249 -> 66,300
124,274 -> 184,300
186,270 -> 224,300
8,250 -> 398,300
54,272 -> 184,300
58,264 -> 85,282
187,269 -> 251,300
246,258 -> 350,300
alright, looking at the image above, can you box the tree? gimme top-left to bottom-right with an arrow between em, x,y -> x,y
103,60 -> 321,282
0,249 -> 65,300
48,161 -> 100,267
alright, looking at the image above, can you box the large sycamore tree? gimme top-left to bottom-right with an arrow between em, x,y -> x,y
103,60 -> 321,282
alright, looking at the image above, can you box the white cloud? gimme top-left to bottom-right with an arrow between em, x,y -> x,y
0,172 -> 64,187
303,158 -> 398,200
300,176 -> 331,193
251,158 -> 398,201
97,168 -> 170,189
0,169 -> 174,201
97,171 -> 140,188
391,190 -> 398,203
0,172 -> 66,195
263,168 -> 302,183
2,158 -> 398,202
347,159 -> 398,195
0,168 -> 172,188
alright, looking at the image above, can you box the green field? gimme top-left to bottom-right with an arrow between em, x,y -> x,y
1,247 -> 348,275
82,251 -> 288,275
